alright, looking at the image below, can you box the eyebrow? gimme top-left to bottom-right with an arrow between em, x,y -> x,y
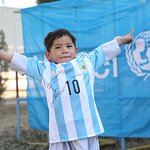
54,43 -> 73,46
66,43 -> 73,45
54,44 -> 61,47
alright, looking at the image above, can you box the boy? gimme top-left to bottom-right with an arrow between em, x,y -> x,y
0,28 -> 133,150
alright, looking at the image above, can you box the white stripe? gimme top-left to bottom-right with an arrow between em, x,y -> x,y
56,64 -> 78,140
94,102 -> 104,133
85,57 -> 104,133
43,62 -> 60,142
72,60 -> 95,135
49,106 -> 61,142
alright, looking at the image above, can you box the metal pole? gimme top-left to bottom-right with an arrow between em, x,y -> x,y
15,71 -> 21,143
13,11 -> 21,143
16,97 -> 21,143
121,137 -> 126,150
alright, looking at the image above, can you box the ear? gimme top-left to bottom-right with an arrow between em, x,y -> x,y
75,47 -> 78,54
45,50 -> 51,60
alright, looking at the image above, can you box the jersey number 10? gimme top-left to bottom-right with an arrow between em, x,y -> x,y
66,79 -> 80,95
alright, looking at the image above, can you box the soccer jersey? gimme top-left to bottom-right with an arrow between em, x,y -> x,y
10,39 -> 120,143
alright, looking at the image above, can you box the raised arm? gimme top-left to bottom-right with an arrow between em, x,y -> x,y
0,51 -> 28,75
0,50 -> 13,63
100,29 -> 134,61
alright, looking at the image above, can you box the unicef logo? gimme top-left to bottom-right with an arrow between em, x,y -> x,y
125,31 -> 150,81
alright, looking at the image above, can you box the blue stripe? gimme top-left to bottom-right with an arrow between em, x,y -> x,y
63,61 -> 87,138
76,58 -> 101,134
50,63 -> 68,141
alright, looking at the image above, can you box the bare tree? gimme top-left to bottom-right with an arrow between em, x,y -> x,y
0,30 -> 8,100
0,30 -> 8,71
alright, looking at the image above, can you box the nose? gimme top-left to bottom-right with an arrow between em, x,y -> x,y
62,47 -> 69,54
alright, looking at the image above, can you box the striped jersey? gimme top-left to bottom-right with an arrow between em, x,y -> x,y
10,39 -> 120,143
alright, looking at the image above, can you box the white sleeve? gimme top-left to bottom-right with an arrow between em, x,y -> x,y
101,39 -> 121,61
10,53 -> 28,75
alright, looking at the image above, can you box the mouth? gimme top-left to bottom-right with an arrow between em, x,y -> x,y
60,57 -> 71,60
60,54 -> 71,59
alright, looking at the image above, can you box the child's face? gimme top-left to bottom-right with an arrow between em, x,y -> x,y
46,35 -> 78,63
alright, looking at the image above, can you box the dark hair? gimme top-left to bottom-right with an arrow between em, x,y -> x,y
44,28 -> 76,52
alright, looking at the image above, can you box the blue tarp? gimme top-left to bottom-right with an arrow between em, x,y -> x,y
21,0 -> 150,137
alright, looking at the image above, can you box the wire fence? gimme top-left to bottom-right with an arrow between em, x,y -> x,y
0,6 -> 26,100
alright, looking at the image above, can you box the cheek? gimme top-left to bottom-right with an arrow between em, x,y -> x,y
53,52 -> 61,60
55,51 -> 61,57
71,51 -> 77,57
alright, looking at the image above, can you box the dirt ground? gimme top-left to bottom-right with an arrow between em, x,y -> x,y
0,99 -> 150,150
0,100 -> 27,132
0,99 -> 49,150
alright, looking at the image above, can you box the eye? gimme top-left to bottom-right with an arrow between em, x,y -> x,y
55,46 -> 60,49
67,45 -> 73,48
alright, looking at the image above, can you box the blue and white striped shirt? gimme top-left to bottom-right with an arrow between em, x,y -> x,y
10,39 -> 120,143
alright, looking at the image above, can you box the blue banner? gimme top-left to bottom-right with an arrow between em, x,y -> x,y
21,0 -> 150,137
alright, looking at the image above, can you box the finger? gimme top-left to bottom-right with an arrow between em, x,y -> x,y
130,28 -> 134,35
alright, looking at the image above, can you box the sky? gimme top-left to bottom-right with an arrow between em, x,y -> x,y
0,0 -> 37,8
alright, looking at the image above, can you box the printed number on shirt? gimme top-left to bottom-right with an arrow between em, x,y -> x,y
66,79 -> 80,95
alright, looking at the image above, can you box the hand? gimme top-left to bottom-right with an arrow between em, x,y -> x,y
0,51 -> 13,62
116,29 -> 134,45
